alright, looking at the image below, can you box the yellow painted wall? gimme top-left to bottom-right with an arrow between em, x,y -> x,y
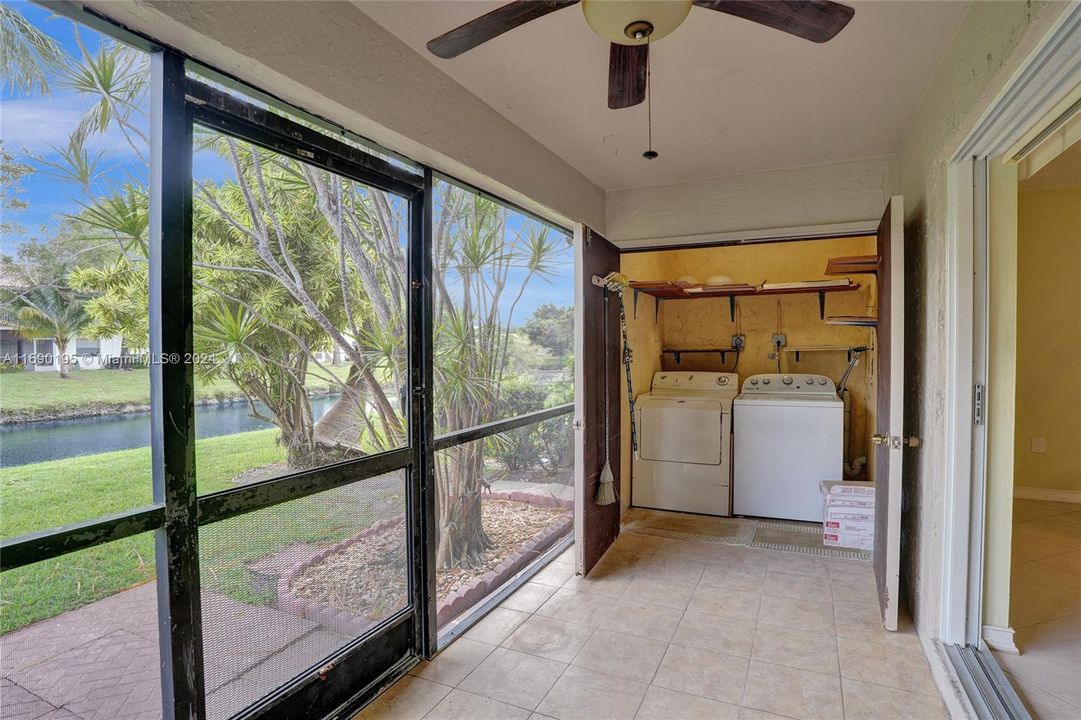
984,159 -> 1019,630
617,252 -> 666,513
619,236 -> 879,510
1015,186 -> 1081,493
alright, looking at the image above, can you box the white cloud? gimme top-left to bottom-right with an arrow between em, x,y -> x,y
0,92 -> 143,156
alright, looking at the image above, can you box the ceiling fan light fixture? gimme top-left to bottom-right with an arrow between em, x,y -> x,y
581,0 -> 692,45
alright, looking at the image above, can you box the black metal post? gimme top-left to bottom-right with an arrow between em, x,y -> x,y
410,170 -> 437,658
151,49 -> 205,720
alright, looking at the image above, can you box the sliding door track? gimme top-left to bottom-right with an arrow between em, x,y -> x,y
946,644 -> 1031,720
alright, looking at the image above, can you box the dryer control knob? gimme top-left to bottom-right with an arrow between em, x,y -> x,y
750,379 -> 759,385
762,378 -> 771,385
818,378 -> 828,385
805,377 -> 815,385
782,376 -> 793,385
717,376 -> 728,385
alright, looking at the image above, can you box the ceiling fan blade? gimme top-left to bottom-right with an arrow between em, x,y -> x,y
693,0 -> 854,43
608,43 -> 648,110
427,0 -> 580,59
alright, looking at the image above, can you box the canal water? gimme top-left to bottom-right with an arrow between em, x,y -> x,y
0,396 -> 340,468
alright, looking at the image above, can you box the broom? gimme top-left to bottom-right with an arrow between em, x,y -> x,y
596,289 -> 617,506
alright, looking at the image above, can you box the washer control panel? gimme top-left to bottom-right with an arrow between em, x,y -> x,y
652,371 -> 740,392
742,374 -> 836,394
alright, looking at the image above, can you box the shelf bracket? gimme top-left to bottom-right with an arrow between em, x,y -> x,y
633,288 -> 641,320
795,350 -> 801,362
674,351 -> 681,365
720,350 -> 728,363
818,291 -> 826,320
654,297 -> 661,325
729,296 -> 736,322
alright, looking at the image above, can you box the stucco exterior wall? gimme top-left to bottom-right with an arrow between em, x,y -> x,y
84,0 -> 605,233
892,0 -> 1070,713
604,156 -> 895,246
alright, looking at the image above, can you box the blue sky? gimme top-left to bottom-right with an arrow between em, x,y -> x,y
2,1 -> 573,324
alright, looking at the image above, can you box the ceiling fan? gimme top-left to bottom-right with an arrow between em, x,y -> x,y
426,1 -> 855,110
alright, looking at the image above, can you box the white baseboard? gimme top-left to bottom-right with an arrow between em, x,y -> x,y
983,625 -> 1020,654
1013,486 -> 1081,504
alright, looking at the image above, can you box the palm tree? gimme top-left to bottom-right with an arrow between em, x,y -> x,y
7,287 -> 90,378
0,4 -> 63,96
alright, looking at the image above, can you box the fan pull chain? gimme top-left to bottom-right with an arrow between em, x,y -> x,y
643,35 -> 658,160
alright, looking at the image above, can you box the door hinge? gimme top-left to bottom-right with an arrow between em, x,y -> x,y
973,383 -> 984,426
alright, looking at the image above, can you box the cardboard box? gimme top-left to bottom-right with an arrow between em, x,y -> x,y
821,481 -> 876,550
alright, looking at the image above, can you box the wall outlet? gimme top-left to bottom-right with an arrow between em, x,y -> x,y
731,334 -> 746,350
1031,437 -> 1047,454
771,334 -> 786,348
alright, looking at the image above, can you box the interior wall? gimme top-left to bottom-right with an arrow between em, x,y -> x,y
85,0 -> 605,233
1015,186 -> 1081,495
891,0 -> 1069,713
605,156 -> 895,246
617,252 -> 666,513
618,236 -> 878,512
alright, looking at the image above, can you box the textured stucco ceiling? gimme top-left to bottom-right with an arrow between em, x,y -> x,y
356,0 -> 969,191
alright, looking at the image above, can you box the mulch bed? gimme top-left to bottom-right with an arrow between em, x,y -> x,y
287,499 -> 569,619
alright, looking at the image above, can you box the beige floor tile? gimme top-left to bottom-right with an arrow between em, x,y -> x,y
625,576 -> 695,610
751,625 -> 839,675
410,638 -> 494,686
458,647 -> 567,711
502,583 -> 560,613
562,572 -> 633,598
1009,675 -> 1081,720
536,665 -> 648,720
599,599 -> 684,641
996,627 -> 1081,706
833,601 -> 921,650
1044,511 -> 1081,531
535,588 -> 619,627
634,685 -> 740,720
825,559 -> 874,581
424,689 -> 531,720
533,560 -> 577,588
635,554 -> 707,588
737,709 -> 791,720
657,538 -> 727,563
1035,550 -> 1081,578
1014,521 -> 1081,551
611,532 -> 665,557
356,675 -> 451,720
836,637 -> 937,696
709,545 -> 771,569
699,563 -> 768,593
766,554 -> 828,578
502,615 -> 595,663
829,576 -> 879,608
571,629 -> 669,683
464,607 -> 531,645
1012,534 -> 1073,564
757,595 -> 835,634
687,585 -> 762,622
741,661 -> 843,720
671,610 -> 756,658
1015,610 -> 1081,650
652,644 -> 749,705
1012,499 -> 1074,523
763,570 -> 830,601
840,678 -> 947,720
1009,583 -> 1081,629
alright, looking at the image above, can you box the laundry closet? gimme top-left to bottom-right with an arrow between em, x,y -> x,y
616,236 -> 879,539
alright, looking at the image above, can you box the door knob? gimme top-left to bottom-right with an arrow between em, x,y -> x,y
904,436 -> 921,448
872,434 -> 888,445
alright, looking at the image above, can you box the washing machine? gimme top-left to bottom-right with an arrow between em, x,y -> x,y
632,371 -> 739,516
733,373 -> 843,522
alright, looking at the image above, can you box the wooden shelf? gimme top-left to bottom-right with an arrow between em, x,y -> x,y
825,255 -> 881,275
662,347 -> 739,364
629,280 -> 861,322
783,345 -> 865,361
826,315 -> 878,328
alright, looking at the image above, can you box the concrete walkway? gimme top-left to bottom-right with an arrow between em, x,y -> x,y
1,583 -> 352,720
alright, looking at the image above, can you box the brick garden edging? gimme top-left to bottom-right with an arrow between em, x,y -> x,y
276,491 -> 573,632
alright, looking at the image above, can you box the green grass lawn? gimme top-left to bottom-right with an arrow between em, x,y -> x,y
0,365 -> 353,416
0,429 -> 402,634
